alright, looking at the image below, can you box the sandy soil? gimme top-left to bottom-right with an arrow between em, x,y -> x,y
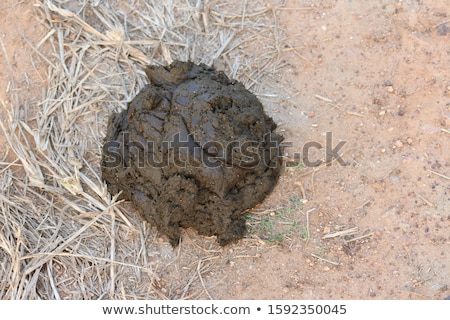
1,0 -> 449,300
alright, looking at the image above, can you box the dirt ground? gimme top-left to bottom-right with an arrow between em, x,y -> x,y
1,0 -> 449,300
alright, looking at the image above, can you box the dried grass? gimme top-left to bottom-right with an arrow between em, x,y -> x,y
0,0 -> 289,299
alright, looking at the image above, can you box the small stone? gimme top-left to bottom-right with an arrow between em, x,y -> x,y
308,111 -> 315,118
386,86 -> 395,93
437,24 -> 450,36
175,289 -> 183,295
406,137 -> 413,145
311,123 -> 319,127
372,183 -> 385,192
323,266 -> 330,272
394,140 -> 403,148
379,110 -> 386,116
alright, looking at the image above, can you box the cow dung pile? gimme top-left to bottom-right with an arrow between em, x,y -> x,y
101,61 -> 283,246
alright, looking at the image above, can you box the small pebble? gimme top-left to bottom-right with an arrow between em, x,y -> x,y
386,86 -> 395,93
323,266 -> 330,272
394,140 -> 403,148
308,111 -> 315,118
437,24 -> 450,36
312,123 -> 319,127
379,110 -> 386,116
406,137 -> 413,145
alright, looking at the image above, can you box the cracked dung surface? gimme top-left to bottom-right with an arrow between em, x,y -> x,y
101,61 -> 283,246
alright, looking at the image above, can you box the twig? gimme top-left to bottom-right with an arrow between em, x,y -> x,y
310,253 -> 340,266
433,18 -> 450,28
345,232 -> 374,243
46,261 -> 61,300
428,169 -> 450,180
197,260 -> 213,300
355,199 -> 371,210
234,254 -> 261,259
346,111 -> 365,117
314,94 -> 333,103
414,192 -> 435,207
305,207 -> 316,241
22,252 -> 155,272
323,227 -> 358,239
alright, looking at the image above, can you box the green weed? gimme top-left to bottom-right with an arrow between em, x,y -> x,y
245,198 -> 308,244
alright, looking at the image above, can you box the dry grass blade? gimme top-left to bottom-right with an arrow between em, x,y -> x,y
323,227 -> 359,239
310,253 -> 340,266
344,232 -> 374,243
428,169 -> 450,180
414,192 -> 435,207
